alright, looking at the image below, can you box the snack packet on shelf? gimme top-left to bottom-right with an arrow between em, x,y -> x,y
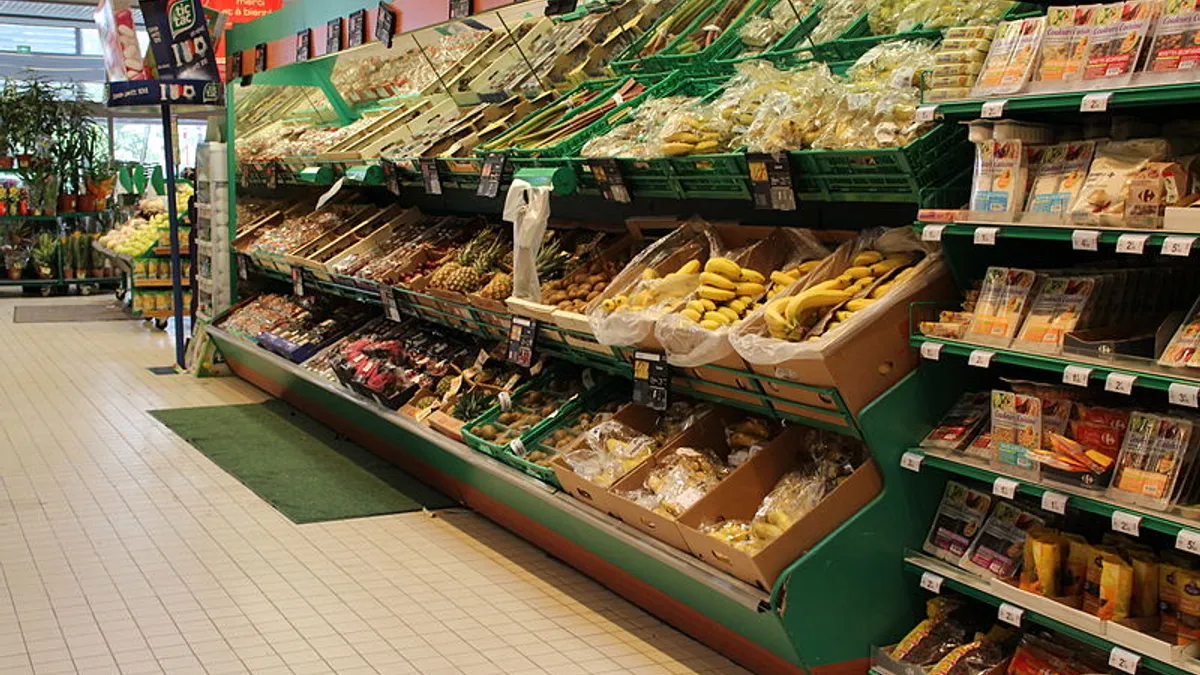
923,481 -> 993,562
1012,276 -> 1097,353
1082,0 -> 1160,84
990,389 -> 1042,472
965,267 -> 1039,346
960,501 -> 1045,579
921,391 -> 992,452
1032,5 -> 1099,84
1020,526 -> 1064,596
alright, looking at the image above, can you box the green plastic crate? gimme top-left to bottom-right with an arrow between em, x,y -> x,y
792,122 -> 971,202
461,380 -> 592,458
654,0 -> 770,73
610,0 -> 730,74
710,1 -> 822,73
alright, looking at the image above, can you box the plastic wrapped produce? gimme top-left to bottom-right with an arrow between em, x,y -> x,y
619,446 -> 730,518
563,420 -> 658,488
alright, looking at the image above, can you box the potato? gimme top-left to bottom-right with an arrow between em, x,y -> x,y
587,291 -> 600,301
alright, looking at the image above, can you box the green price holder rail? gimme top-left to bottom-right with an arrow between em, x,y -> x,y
913,222 -> 1200,252
903,549 -> 1200,675
925,82 -> 1200,119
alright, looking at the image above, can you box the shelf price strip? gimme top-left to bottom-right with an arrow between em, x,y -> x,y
920,341 -> 943,360
900,451 -> 924,472
1112,510 -> 1142,537
1071,230 -> 1099,251
1105,372 -> 1136,395
981,100 -> 1007,118
916,106 -> 938,123
997,602 -> 1024,627
1177,528 -> 1200,555
968,349 -> 994,368
920,571 -> 943,593
1062,365 -> 1092,387
1041,491 -> 1068,515
973,227 -> 999,246
1081,92 -> 1113,113
1168,382 -> 1199,408
993,477 -> 1019,499
1116,233 -> 1149,255
1109,647 -> 1141,675
921,224 -> 946,242
1163,236 -> 1196,257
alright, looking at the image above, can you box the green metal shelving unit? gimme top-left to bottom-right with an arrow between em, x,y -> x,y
927,82 -> 1200,119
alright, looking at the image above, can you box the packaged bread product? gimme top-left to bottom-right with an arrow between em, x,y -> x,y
1098,550 -> 1133,619
1069,138 -> 1171,226
1063,534 -> 1092,601
1131,551 -> 1160,618
1020,527 -> 1064,596
1083,544 -> 1118,615
1124,161 -> 1188,229
924,481 -> 993,562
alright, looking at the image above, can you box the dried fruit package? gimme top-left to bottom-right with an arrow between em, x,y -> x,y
1146,0 -> 1200,73
965,267 -> 1039,346
1013,276 -> 1097,353
921,391 -> 992,452
1109,412 -> 1195,509
991,390 -> 1042,472
960,501 -> 1045,579
564,420 -> 657,488
923,481 -> 993,563
1083,0 -> 1160,83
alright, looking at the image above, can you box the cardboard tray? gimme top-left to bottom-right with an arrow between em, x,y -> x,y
550,403 -> 663,517
678,430 -> 883,591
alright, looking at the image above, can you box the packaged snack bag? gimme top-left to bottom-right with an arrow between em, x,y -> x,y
923,481 -> 993,562
94,0 -> 148,81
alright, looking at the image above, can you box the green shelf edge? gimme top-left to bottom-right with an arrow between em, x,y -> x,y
902,552 -> 1199,675
914,222 -> 1200,250
929,82 -> 1200,119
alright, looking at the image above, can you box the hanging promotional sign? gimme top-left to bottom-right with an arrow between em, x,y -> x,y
139,0 -> 221,80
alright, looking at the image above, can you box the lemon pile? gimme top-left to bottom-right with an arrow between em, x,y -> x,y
98,213 -> 169,257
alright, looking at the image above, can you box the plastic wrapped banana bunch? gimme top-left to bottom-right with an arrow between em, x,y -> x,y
763,250 -> 917,342
766,258 -> 823,299
566,420 -> 659,488
601,259 -> 701,314
581,97 -> 702,158
872,0 -> 1014,33
846,40 -> 938,89
677,258 -> 766,330
642,447 -> 730,517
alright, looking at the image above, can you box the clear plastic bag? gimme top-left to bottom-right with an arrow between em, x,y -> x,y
564,419 -> 659,488
620,446 -> 730,517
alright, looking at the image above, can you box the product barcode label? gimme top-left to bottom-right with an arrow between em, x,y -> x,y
1071,229 -> 1099,251
1112,510 -> 1142,536
508,438 -> 527,456
1062,365 -> 1092,387
1109,647 -> 1141,675
498,391 -> 512,412
921,224 -> 946,242
920,342 -> 943,360
1081,92 -> 1112,112
997,603 -> 1023,627
920,571 -> 943,593
915,105 -> 938,123
900,451 -> 924,472
582,368 -> 595,390
968,350 -> 995,368
1177,529 -> 1200,555
981,100 -> 1007,118
1116,233 -> 1149,254
993,477 -> 1019,499
973,227 -> 999,245
1163,236 -> 1196,257
1169,382 -> 1200,408
1105,372 -> 1137,395
1041,491 -> 1068,515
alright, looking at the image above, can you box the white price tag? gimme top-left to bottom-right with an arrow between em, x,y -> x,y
973,227 -> 1000,245
920,571 -> 944,593
922,224 -> 946,242
1169,382 -> 1200,408
508,438 -> 527,456
1041,491 -> 1068,515
997,603 -> 1024,627
920,342 -> 943,361
1163,236 -> 1196,257
901,451 -> 924,472
1116,233 -> 1149,255
1177,529 -> 1200,555
981,100 -> 1007,118
1071,229 -> 1099,251
916,105 -> 939,123
315,176 -> 345,211
497,391 -> 512,412
582,369 -> 596,390
968,350 -> 995,368
291,267 -> 304,297
993,477 -> 1019,499
1112,510 -> 1142,537
1105,372 -> 1137,395
1109,647 -> 1141,675
1062,365 -> 1093,387
1081,92 -> 1113,112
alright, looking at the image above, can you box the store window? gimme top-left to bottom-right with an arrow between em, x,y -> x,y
113,120 -> 207,170
0,23 -> 77,54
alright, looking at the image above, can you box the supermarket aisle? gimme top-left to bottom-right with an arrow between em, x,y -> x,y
0,296 -> 749,675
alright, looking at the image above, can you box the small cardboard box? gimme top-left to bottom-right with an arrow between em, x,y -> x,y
550,403 -> 662,517
678,427 -> 883,590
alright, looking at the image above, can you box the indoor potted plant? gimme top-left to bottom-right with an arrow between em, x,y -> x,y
80,126 -> 113,213
30,232 -> 56,279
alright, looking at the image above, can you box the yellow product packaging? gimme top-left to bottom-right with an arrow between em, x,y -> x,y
1063,534 -> 1091,602
1176,570 -> 1200,645
1162,562 -> 1185,635
1098,552 -> 1133,620
1130,552 -> 1159,619
1019,527 -> 1062,597
1083,544 -> 1117,615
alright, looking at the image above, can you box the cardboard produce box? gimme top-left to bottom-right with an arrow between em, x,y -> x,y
678,427 -> 883,590
550,403 -> 663,517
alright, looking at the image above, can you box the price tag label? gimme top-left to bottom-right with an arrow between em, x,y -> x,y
920,571 -> 944,593
508,438 -> 527,457
419,159 -> 442,196
1105,372 -> 1137,395
254,43 -> 267,73
1178,529 -> 1200,555
1163,236 -> 1196,257
476,153 -> 506,199
326,17 -> 343,54
237,256 -> 248,281
920,342 -> 943,361
497,391 -> 512,412
1062,365 -> 1092,387
1071,229 -> 1099,251
1041,491 -> 1068,515
981,100 -> 1007,118
901,451 -> 924,472
997,603 -> 1024,627
747,152 -> 797,211
227,50 -> 243,83
1109,647 -> 1141,675
347,9 -> 367,48
588,158 -> 630,204
375,3 -> 396,48
315,176 -> 345,211
1112,510 -> 1142,537
381,160 -> 401,196
1081,92 -> 1113,112
973,227 -> 999,245
916,105 -> 939,123
506,317 -> 537,368
1170,382 -> 1200,408
450,0 -> 472,19
632,351 -> 670,411
968,350 -> 995,368
582,368 -> 596,390
922,225 -> 946,242
291,267 -> 304,296
1116,233 -> 1149,254
993,477 -> 1019,499
379,286 -> 401,322
296,28 -> 312,62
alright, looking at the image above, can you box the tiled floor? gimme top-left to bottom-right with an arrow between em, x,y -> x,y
0,295 -> 749,675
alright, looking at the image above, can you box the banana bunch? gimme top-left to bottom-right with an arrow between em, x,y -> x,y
601,259 -> 702,313
763,250 -> 918,341
677,257 -> 766,330
766,258 -> 823,299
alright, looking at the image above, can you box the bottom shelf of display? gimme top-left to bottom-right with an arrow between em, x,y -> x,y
204,325 -> 807,675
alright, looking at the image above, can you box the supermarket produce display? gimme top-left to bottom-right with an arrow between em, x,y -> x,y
207,0 -> 1200,674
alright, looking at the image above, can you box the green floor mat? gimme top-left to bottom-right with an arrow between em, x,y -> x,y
150,399 -> 454,523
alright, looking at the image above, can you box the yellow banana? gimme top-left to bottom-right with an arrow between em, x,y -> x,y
811,278 -> 850,292
847,298 -> 875,311
836,311 -> 853,321
700,298 -> 717,311
687,300 -> 707,314
699,286 -> 736,302
852,251 -> 883,266
729,299 -> 748,313
771,271 -> 799,286
704,311 -> 731,325
870,255 -> 914,276
699,320 -> 722,330
870,282 -> 893,299
704,257 -> 742,280
678,259 -> 701,274
602,299 -> 617,312
642,268 -> 659,280
717,307 -> 739,322
765,307 -> 789,330
894,267 -> 917,283
700,272 -> 737,290
681,308 -> 702,322
735,282 -> 766,297
786,289 -> 850,321
796,259 -> 822,274
739,269 -> 765,284
843,266 -> 871,279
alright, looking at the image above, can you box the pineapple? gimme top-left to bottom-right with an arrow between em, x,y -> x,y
432,231 -> 505,294
479,272 -> 513,300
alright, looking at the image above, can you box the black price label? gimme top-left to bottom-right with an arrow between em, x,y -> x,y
381,160 -> 401,195
379,285 -> 402,322
326,17 -> 344,54
420,158 -> 442,195
291,267 -> 305,296
296,28 -> 312,62
227,51 -> 242,83
237,254 -> 250,280
545,0 -> 579,15
376,2 -> 397,48
450,0 -> 472,19
347,9 -> 367,48
476,154 -> 506,199
507,317 -> 537,368
632,351 -> 669,411
747,152 -> 796,211
266,164 -> 277,190
254,43 -> 267,73
589,158 -> 630,203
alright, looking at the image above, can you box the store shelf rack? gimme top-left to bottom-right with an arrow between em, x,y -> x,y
913,222 -> 1200,250
927,82 -> 1200,120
